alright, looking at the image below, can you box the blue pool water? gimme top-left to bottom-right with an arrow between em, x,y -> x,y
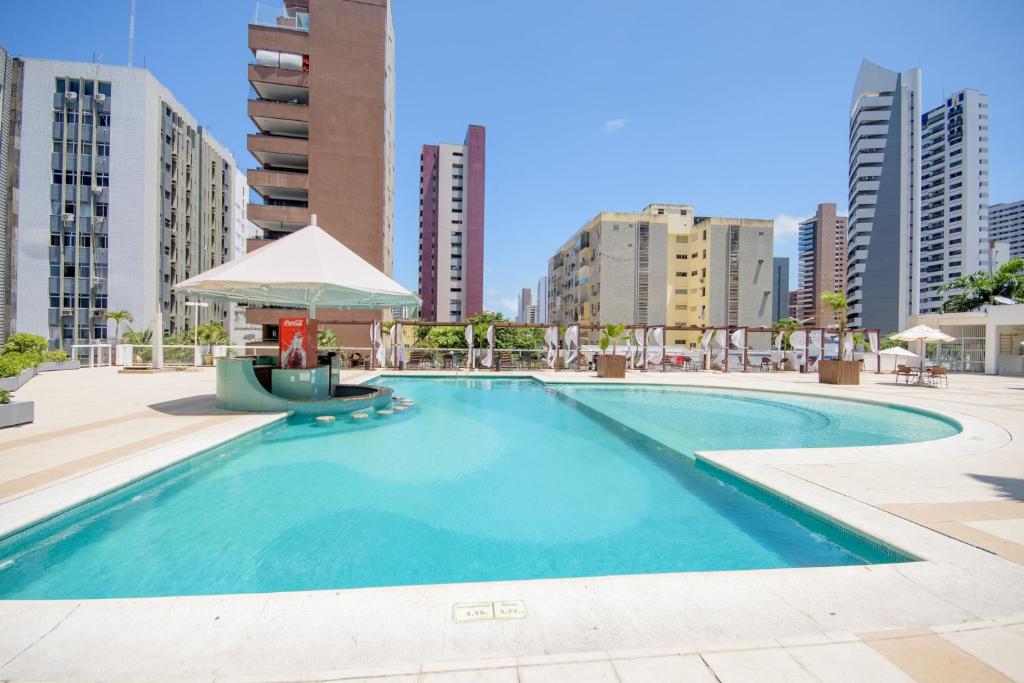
0,379 -> 957,599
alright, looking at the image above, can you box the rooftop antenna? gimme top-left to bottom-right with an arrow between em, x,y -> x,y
127,0 -> 136,67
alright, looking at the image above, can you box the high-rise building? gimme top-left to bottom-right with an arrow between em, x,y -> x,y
0,44 -> 13,343
10,58 -> 237,351
228,167 -> 263,345
418,124 -> 485,322
536,275 -> 548,324
246,0 -> 395,341
847,60 -> 921,333
794,203 -> 847,326
516,287 -> 532,323
547,204 -> 773,345
771,257 -> 789,322
918,89 -> 991,314
990,201 -> 1024,259
524,304 -> 539,324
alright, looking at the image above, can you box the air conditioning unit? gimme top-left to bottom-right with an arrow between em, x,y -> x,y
94,93 -> 106,103
62,213 -> 75,223
93,216 -> 105,224
65,91 -> 78,101
92,186 -> 103,194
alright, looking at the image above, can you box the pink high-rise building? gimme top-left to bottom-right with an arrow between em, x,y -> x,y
418,125 -> 485,322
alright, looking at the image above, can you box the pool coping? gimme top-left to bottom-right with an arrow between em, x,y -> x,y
1,373 -> 1023,680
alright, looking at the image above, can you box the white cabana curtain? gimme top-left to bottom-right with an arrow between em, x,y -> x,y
647,326 -> 665,366
730,328 -> 747,351
868,330 -> 880,353
544,326 -> 558,368
625,334 -> 633,369
633,328 -> 645,368
843,333 -> 854,361
464,324 -> 474,369
808,329 -> 823,370
371,321 -> 384,367
564,324 -> 580,367
481,324 -> 495,369
772,330 -> 785,362
713,328 -> 727,367
700,328 -> 714,368
392,323 -> 405,368
790,330 -> 807,369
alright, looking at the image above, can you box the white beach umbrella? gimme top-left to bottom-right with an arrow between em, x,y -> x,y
878,347 -> 920,358
892,324 -> 955,373
174,218 -> 420,316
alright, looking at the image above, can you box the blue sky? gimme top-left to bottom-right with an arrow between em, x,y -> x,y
4,1 -> 1023,316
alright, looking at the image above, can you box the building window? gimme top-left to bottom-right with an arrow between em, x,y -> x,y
95,173 -> 110,187
97,143 -> 110,157
95,235 -> 108,248
98,113 -> 111,126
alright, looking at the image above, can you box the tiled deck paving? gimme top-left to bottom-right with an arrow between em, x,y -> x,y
1,366 -> 1023,681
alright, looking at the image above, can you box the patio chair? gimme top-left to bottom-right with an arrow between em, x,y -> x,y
407,350 -> 426,369
926,366 -> 949,387
895,365 -> 914,384
759,356 -> 772,372
499,352 -> 516,371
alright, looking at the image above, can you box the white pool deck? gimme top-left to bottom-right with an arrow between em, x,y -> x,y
1,366 -> 1023,682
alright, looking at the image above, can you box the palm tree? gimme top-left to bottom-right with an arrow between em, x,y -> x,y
599,323 -> 627,356
772,317 -> 801,350
820,292 -> 849,360
317,328 -> 341,348
196,322 -> 228,346
106,310 -> 133,345
939,258 -> 1024,312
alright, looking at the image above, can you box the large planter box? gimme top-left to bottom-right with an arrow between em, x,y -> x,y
0,400 -> 34,428
819,360 -> 860,385
38,360 -> 81,372
596,354 -> 627,378
0,367 -> 37,392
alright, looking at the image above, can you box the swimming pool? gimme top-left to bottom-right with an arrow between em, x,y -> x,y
0,378 -> 958,599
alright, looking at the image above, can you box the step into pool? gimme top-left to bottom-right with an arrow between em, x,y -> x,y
0,378 -> 958,599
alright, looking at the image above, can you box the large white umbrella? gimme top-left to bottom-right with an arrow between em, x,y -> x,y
891,324 -> 955,382
174,217 -> 420,316
878,347 -> 920,358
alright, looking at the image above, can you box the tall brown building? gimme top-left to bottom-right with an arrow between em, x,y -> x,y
794,203 -> 848,327
245,0 -> 395,343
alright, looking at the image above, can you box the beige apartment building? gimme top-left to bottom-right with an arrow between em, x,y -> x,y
547,204 -> 774,346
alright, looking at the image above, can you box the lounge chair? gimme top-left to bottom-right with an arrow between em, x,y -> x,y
499,352 -> 516,370
926,366 -> 949,387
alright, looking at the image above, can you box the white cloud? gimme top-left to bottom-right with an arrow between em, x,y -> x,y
603,117 -> 628,133
773,213 -> 803,242
485,297 -> 518,316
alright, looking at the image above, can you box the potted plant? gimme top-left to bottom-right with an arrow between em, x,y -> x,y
596,323 -> 628,378
197,322 -> 229,366
818,291 -> 859,385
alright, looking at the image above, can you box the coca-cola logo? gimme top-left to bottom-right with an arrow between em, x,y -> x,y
281,319 -> 305,327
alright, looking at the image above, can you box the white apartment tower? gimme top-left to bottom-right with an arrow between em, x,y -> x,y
918,89 -> 991,314
536,275 -> 548,324
847,60 -> 921,333
990,200 -> 1024,260
11,59 -> 237,350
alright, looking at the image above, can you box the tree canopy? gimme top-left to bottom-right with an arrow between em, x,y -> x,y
939,258 -> 1024,312
413,312 -> 544,349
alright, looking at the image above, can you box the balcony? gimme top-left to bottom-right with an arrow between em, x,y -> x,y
247,203 -> 310,233
248,99 -> 308,138
248,64 -> 309,104
252,2 -> 309,32
247,168 -> 309,202
248,133 -> 308,170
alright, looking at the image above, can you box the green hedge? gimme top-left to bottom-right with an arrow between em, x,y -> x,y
0,333 -> 71,377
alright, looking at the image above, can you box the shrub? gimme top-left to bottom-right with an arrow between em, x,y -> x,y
44,350 -> 69,362
3,332 -> 48,356
0,352 -> 38,378
0,390 -> 10,404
